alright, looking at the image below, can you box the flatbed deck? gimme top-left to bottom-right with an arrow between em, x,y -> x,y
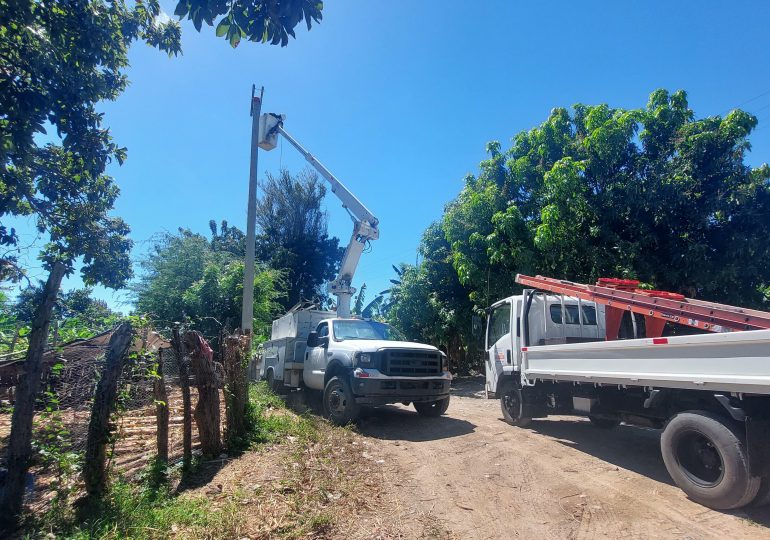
522,328 -> 770,394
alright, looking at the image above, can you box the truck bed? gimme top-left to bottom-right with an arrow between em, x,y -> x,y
522,329 -> 770,394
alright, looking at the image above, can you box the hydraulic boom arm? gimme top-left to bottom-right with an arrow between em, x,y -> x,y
264,120 -> 379,318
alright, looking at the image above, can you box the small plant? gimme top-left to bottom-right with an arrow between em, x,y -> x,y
33,363 -> 82,521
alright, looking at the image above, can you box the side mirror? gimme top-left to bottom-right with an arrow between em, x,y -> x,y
307,331 -> 319,347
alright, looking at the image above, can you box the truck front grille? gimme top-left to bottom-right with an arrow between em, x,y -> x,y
381,349 -> 441,377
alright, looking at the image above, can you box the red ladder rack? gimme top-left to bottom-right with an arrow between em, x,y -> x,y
515,274 -> 770,341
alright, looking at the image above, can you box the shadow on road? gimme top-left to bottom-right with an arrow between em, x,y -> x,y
357,405 -> 476,442
528,417 -> 770,527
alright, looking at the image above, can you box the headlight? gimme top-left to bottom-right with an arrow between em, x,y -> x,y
358,352 -> 373,365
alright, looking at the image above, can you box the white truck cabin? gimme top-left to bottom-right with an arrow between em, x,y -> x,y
485,291 -> 605,398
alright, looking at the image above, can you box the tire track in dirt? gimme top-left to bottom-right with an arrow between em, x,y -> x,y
358,381 -> 770,539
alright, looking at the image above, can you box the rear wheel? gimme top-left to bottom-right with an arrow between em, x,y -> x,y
414,397 -> 450,417
500,380 -> 531,427
323,376 -> 360,426
266,368 -> 281,392
661,411 -> 760,509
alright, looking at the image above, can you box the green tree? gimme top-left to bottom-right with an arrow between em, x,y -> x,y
389,89 -> 770,373
255,169 -> 343,310
0,0 -> 327,527
444,89 -> 770,309
12,285 -> 118,344
0,0 -> 173,513
133,227 -> 282,345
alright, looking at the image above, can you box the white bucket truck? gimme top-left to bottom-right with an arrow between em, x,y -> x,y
256,113 -> 451,424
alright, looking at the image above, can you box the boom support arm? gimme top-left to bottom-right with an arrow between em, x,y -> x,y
275,125 -> 379,318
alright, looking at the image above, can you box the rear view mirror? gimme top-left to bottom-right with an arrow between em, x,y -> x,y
307,331 -> 319,347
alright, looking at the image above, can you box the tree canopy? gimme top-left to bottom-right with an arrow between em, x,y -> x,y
0,0 -> 183,286
132,227 -> 283,344
387,89 -> 770,371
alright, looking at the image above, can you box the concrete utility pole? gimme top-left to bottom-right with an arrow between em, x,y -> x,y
241,85 -> 263,337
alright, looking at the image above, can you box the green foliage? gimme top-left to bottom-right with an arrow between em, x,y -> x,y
32,379 -> 82,520
247,382 -> 318,444
255,169 -> 343,311
133,227 -> 283,344
4,286 -> 120,353
388,89 -> 770,371
38,479 -> 241,540
0,0 -> 182,283
387,225 -> 478,371
174,0 -> 323,48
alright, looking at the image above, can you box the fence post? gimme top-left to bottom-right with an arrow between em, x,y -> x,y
154,349 -> 169,465
81,322 -> 134,502
224,332 -> 249,448
184,331 -> 221,458
171,325 -> 192,471
0,262 -> 65,531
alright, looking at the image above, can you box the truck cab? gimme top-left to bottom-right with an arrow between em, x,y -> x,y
485,291 -> 604,398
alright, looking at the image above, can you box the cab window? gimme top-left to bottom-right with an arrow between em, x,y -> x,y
582,305 -> 597,325
316,322 -> 329,338
487,303 -> 511,347
550,304 -> 597,326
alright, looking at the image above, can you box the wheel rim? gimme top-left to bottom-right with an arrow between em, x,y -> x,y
326,383 -> 348,417
675,429 -> 725,487
502,387 -> 521,420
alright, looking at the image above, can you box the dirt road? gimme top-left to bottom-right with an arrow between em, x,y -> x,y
357,377 -> 770,539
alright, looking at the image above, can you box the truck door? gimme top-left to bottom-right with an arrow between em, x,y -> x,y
304,321 -> 329,390
485,301 -> 512,397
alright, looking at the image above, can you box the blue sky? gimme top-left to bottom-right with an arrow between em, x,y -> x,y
9,0 -> 770,313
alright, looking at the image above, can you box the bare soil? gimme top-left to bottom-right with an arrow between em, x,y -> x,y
354,376 -> 770,539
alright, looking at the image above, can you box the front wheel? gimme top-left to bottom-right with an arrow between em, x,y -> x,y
414,397 -> 450,417
499,380 -> 531,427
661,411 -> 760,509
323,376 -> 360,426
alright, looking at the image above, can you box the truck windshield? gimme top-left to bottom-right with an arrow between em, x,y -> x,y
333,320 -> 405,341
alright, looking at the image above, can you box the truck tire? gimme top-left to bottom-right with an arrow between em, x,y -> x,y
266,368 -> 282,393
499,380 -> 531,427
414,397 -> 450,417
661,411 -> 760,509
323,376 -> 360,426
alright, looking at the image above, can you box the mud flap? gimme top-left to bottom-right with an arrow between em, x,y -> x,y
746,416 -> 770,478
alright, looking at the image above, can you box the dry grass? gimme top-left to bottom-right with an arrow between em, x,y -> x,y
181,399 -> 398,538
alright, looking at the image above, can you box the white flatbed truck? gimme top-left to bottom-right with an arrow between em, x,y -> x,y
486,274 -> 770,510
